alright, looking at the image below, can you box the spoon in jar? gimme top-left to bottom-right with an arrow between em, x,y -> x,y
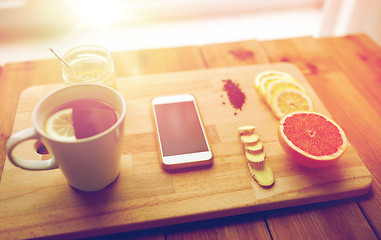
48,47 -> 71,69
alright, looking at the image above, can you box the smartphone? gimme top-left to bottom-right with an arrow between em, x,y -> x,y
151,94 -> 213,170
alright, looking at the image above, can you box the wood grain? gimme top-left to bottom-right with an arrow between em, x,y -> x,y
0,34 -> 380,240
316,35 -> 381,238
200,36 -> 379,240
267,199 -> 377,240
200,40 -> 269,67
135,46 -> 206,75
258,36 -> 381,240
0,63 -> 372,239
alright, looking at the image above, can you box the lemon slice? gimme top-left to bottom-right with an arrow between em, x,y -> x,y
259,75 -> 297,98
265,79 -> 306,104
270,88 -> 313,119
45,108 -> 76,141
254,70 -> 294,90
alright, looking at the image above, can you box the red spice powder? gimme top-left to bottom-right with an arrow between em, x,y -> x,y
222,79 -> 246,111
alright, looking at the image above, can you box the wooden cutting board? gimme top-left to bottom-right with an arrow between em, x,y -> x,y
0,63 -> 372,239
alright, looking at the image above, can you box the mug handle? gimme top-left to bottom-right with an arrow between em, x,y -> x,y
6,127 -> 58,170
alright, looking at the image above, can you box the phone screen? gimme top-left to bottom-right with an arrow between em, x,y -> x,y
154,101 -> 209,157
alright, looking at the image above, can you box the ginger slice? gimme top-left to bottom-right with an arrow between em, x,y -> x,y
240,133 -> 259,146
238,125 -> 255,135
247,162 -> 275,187
245,150 -> 266,167
245,141 -> 263,154
238,125 -> 275,188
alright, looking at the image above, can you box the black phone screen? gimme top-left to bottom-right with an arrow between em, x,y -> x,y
154,101 -> 209,157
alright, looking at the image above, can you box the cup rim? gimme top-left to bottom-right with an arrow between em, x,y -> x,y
33,83 -> 126,143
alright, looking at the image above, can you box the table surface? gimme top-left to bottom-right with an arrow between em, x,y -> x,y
0,33 -> 381,240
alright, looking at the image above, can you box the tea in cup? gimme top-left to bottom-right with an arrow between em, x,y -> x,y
6,84 -> 126,192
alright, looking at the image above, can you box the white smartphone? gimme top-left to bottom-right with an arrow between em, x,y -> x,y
151,94 -> 213,170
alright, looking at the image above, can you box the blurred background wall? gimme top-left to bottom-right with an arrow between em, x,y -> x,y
0,0 -> 380,64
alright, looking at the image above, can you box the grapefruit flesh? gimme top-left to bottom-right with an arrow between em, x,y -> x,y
278,111 -> 348,168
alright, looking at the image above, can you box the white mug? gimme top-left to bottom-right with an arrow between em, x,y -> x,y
6,84 -> 126,192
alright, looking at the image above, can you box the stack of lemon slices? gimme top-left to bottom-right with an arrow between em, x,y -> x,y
254,70 -> 313,119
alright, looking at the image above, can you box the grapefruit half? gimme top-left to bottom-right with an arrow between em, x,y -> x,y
278,111 -> 348,168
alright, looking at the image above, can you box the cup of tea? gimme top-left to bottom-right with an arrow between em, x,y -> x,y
6,84 -> 126,192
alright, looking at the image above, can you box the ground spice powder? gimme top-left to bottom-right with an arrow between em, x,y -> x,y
222,79 -> 246,112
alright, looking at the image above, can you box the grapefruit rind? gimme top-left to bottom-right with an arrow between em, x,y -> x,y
278,111 -> 348,168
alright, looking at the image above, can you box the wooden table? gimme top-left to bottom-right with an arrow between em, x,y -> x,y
1,33 -> 381,239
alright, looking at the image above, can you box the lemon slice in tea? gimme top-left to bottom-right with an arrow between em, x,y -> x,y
45,108 -> 76,141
